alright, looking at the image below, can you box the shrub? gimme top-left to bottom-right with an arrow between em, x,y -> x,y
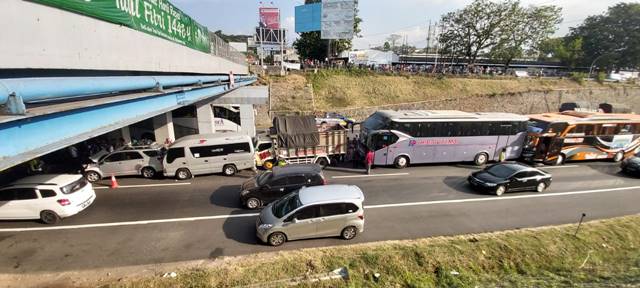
568,72 -> 587,85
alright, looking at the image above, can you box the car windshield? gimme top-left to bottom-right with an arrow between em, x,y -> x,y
256,171 -> 273,186
486,165 -> 518,178
271,192 -> 302,218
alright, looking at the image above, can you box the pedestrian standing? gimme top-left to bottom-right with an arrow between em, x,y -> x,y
365,149 -> 374,175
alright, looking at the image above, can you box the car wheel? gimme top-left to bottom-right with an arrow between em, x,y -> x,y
245,197 -> 261,209
40,210 -> 61,225
394,156 -> 409,169
175,168 -> 192,180
536,182 -> 546,193
315,157 -> 329,168
613,151 -> 625,162
141,167 -> 156,179
84,171 -> 101,183
495,185 -> 506,196
223,164 -> 237,176
341,226 -> 358,240
268,232 -> 286,246
474,153 -> 489,166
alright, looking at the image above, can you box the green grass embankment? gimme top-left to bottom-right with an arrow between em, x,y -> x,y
106,215 -> 640,287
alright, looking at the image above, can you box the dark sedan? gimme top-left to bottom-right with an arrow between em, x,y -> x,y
621,154 -> 640,176
468,163 -> 552,196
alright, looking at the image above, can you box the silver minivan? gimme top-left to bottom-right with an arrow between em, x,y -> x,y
83,147 -> 164,182
256,184 -> 365,246
163,133 -> 255,180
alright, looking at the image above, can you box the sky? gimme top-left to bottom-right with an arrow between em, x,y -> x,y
171,0 -> 638,49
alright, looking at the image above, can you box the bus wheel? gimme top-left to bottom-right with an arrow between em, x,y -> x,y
263,161 -> 274,170
613,151 -> 625,162
394,156 -> 409,169
474,153 -> 488,166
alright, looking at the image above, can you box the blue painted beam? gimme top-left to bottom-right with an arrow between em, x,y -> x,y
0,78 -> 256,171
0,75 -> 256,115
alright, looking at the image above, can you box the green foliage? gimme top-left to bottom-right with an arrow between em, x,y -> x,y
596,72 -> 606,84
538,37 -> 584,68
439,0 -> 561,67
569,72 -> 587,84
571,3 -> 640,70
489,4 -> 562,68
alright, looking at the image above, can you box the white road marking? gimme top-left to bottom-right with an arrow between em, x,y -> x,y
365,185 -> 640,209
93,182 -> 192,190
331,173 -> 410,179
2,185 -> 639,233
539,165 -> 580,170
0,213 -> 259,232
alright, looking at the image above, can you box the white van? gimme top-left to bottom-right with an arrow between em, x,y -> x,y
0,174 -> 96,224
163,133 -> 255,180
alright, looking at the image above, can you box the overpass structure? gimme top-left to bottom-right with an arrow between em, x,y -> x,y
0,1 -> 264,172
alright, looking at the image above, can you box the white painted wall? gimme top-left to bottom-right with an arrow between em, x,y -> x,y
0,1 -> 248,74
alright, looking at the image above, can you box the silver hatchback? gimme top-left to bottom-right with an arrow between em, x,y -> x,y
256,184 -> 365,246
83,147 -> 164,182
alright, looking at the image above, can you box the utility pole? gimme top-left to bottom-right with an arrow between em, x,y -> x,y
432,22 -> 441,74
426,20 -> 431,68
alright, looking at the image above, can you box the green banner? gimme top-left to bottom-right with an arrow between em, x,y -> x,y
31,0 -> 211,53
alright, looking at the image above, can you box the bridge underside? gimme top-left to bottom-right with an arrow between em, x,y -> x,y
0,78 -> 256,171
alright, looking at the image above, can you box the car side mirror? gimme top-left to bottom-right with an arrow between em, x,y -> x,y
292,218 -> 299,224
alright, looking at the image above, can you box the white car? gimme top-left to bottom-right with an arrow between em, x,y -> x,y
0,174 -> 96,224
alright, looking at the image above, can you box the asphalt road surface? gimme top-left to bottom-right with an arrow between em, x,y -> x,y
1,161 -> 639,273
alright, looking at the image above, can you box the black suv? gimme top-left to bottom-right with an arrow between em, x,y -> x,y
240,164 -> 326,209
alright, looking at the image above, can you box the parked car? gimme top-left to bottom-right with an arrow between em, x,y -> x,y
163,133 -> 255,180
316,112 -> 356,130
83,147 -> 164,182
256,184 -> 365,246
240,164 -> 326,209
620,154 -> 640,176
468,162 -> 552,196
0,174 -> 96,224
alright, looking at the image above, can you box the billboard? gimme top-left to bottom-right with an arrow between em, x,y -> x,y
321,0 -> 355,39
295,3 -> 322,33
30,0 -> 211,53
259,7 -> 280,29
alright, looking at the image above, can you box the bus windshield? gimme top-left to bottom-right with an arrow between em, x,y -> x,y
527,120 -> 550,134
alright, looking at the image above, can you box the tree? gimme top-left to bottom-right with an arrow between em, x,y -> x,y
438,0 -> 516,65
293,0 -> 362,61
489,4 -> 562,68
570,3 -> 640,70
383,42 -> 391,51
386,34 -> 402,50
538,37 -> 584,68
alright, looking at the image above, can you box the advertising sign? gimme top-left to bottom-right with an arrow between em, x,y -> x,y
321,0 -> 355,39
31,0 -> 211,53
259,7 -> 280,29
295,3 -> 321,33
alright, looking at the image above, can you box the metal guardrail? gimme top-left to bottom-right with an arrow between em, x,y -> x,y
210,34 -> 246,65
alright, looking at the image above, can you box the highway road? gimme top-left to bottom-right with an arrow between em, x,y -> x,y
1,161 -> 639,273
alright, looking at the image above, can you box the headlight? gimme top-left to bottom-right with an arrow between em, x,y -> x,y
484,183 -> 497,187
240,190 -> 250,196
258,224 -> 273,230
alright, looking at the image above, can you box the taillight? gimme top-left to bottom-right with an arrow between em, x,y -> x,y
358,213 -> 364,220
57,199 -> 71,206
322,177 -> 327,185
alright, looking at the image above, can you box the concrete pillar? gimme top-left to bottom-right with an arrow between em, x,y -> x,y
239,104 -> 256,138
196,103 -> 215,134
153,112 -> 175,144
120,126 -> 132,145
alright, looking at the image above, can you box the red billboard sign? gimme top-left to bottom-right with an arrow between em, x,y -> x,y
259,7 -> 280,29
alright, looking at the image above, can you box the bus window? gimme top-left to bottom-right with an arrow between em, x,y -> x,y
371,133 -> 398,150
528,120 -> 550,133
621,124 -> 635,134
